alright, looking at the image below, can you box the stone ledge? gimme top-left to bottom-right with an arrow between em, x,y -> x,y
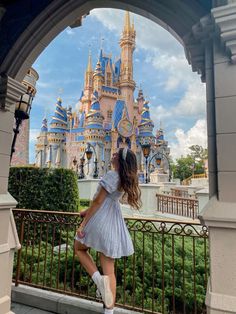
206,280 -> 236,313
11,285 -> 142,314
0,193 -> 17,210
199,195 -> 236,228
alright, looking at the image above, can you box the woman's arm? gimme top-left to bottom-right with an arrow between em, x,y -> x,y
77,187 -> 108,235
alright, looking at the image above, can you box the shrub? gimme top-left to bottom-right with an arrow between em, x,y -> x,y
9,167 -> 79,212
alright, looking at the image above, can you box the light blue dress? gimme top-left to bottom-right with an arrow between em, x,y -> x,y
75,170 -> 134,259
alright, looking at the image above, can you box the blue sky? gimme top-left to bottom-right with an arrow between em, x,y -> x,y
30,8 -> 207,162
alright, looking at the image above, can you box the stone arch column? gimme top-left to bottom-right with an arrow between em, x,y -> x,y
185,2 -> 236,313
0,75 -> 26,314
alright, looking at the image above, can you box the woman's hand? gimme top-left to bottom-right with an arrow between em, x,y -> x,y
79,209 -> 88,218
76,223 -> 85,239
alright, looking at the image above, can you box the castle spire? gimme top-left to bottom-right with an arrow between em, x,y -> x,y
124,11 -> 131,32
119,11 -> 136,122
87,50 -> 92,72
131,17 -> 135,32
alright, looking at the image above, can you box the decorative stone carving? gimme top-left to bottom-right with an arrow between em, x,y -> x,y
212,2 -> 236,63
0,74 -> 26,111
184,2 -> 236,81
184,15 -> 215,82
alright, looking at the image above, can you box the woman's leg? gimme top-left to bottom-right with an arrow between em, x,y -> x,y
100,253 -> 116,308
74,240 -> 97,276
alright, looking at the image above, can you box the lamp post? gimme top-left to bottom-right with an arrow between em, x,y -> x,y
78,156 -> 85,179
148,151 -> 172,182
141,144 -> 151,184
72,156 -> 79,176
10,92 -> 33,161
78,143 -> 98,179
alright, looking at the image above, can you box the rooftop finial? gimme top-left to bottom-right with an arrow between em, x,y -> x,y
57,88 -> 63,102
124,11 -> 131,32
131,17 -> 135,31
100,36 -> 104,51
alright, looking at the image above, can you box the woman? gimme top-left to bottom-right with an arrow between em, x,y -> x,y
74,147 -> 141,314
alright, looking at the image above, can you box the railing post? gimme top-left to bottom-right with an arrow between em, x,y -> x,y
15,212 -> 24,286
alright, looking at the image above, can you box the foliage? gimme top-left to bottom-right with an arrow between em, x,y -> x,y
173,145 -> 207,181
189,145 -> 208,162
13,217 -> 209,314
79,199 -> 91,208
9,167 -> 79,212
173,156 -> 195,181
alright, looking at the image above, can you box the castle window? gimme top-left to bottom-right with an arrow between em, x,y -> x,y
107,110 -> 112,119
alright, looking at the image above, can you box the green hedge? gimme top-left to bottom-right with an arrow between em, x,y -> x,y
9,167 -> 79,212
79,199 -> 90,207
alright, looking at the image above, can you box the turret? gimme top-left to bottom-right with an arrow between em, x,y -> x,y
81,51 -> 93,114
105,59 -> 112,86
84,91 -> 105,176
136,87 -> 145,116
84,51 -> 93,90
35,117 -> 48,167
119,11 -> 136,121
93,60 -> 104,94
47,98 -> 68,168
85,91 -> 104,141
138,101 -> 155,146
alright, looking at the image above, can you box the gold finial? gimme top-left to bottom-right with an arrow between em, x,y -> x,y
57,88 -> 63,102
131,17 -> 135,31
124,11 -> 131,32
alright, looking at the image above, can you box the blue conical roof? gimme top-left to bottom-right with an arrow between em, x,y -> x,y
50,98 -> 67,131
140,101 -> 153,125
41,117 -> 48,132
112,100 -> 129,129
49,98 -> 68,133
138,101 -> 154,140
85,91 -> 103,130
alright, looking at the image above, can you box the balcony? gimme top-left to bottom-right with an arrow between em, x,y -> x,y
12,209 -> 209,314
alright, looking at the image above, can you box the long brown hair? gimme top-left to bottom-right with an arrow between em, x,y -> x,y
118,148 -> 142,210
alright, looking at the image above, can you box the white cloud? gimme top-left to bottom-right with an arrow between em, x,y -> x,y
90,8 -> 182,55
30,129 -> 40,143
170,119 -> 207,160
173,83 -> 206,117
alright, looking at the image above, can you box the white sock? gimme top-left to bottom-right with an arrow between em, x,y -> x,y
92,270 -> 102,286
104,309 -> 114,314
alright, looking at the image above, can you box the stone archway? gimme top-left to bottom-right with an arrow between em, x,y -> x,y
1,1 -> 236,313
0,0 -> 212,81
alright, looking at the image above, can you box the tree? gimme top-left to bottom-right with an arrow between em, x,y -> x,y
172,146 -> 207,181
173,156 -> 194,181
189,145 -> 208,162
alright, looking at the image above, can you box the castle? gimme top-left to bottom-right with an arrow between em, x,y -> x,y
35,11 -> 170,179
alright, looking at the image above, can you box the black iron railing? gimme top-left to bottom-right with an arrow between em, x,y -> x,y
13,209 -> 208,314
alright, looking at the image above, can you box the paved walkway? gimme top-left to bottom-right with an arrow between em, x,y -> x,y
12,303 -> 55,314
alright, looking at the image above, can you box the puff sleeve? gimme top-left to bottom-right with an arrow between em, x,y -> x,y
100,171 -> 119,194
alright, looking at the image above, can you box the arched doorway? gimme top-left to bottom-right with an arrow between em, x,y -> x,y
1,1 -> 236,313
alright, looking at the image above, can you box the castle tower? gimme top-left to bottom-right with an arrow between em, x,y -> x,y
138,101 -> 155,146
35,117 -> 48,167
105,59 -> 112,86
81,52 -> 93,114
93,59 -> 104,96
11,67 -> 39,166
47,98 -> 67,168
136,87 -> 145,116
84,91 -> 105,176
119,11 -> 136,122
